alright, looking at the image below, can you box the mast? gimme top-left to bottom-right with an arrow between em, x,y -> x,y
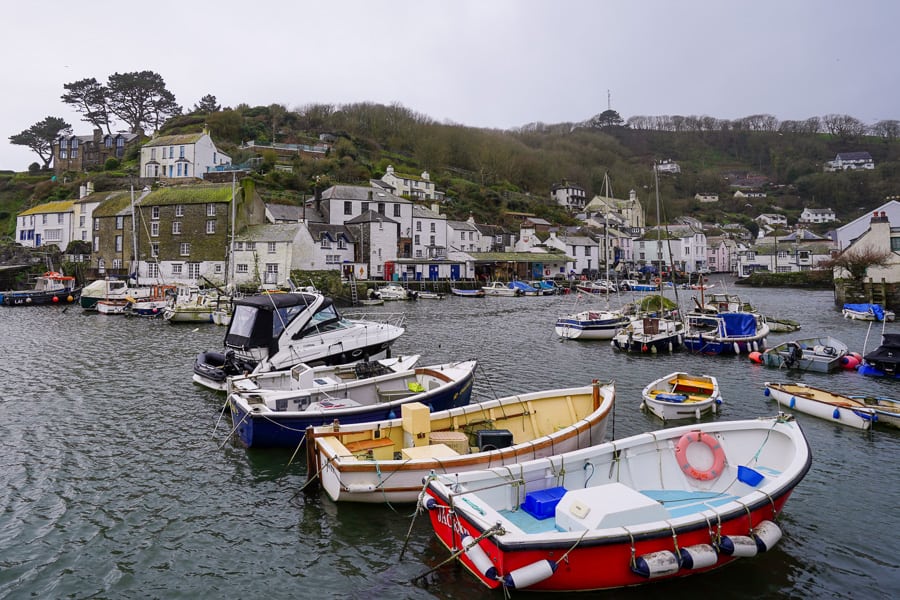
130,182 -> 139,285
229,171 -> 237,292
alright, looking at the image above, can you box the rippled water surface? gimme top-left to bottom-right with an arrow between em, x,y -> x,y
1,280 -> 898,599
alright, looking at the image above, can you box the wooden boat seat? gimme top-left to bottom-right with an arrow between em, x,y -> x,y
670,377 -> 714,393
377,388 -> 418,402
345,437 -> 395,453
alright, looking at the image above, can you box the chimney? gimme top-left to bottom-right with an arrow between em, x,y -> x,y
79,184 -> 87,199
87,181 -> 94,195
431,203 -> 440,215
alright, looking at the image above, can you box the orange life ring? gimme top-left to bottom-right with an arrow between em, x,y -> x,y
654,277 -> 661,284
674,431 -> 725,481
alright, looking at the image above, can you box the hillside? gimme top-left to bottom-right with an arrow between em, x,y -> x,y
4,103 -> 900,240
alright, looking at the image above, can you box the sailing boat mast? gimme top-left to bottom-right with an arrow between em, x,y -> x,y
130,182 -> 139,285
228,171 -> 237,292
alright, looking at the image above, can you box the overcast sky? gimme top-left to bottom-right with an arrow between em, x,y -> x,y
3,0 -> 898,171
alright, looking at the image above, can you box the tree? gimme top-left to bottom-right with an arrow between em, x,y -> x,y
9,116 -> 72,168
61,77 -> 111,134
192,94 -> 221,114
822,246 -> 893,282
588,109 -> 624,129
106,71 -> 182,134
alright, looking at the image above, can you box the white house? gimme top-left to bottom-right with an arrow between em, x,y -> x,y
345,210 -> 399,279
835,211 -> 900,283
381,165 -> 443,201
833,200 -> 900,251
544,232 -> 598,275
140,129 -> 231,179
635,227 -> 708,273
755,213 -> 789,228
798,208 -> 837,224
550,181 -> 587,211
656,159 -> 681,174
447,219 -> 482,253
824,151 -> 875,172
694,193 -> 719,203
15,200 -> 76,250
231,224 -> 304,289
412,204 -> 448,260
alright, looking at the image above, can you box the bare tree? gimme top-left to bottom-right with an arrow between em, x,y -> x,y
823,246 -> 893,282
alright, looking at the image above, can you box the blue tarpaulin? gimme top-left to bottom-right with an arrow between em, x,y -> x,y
844,303 -> 885,321
719,312 -> 758,336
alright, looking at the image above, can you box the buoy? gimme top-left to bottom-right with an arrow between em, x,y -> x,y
642,344 -> 649,352
502,559 -> 557,589
850,352 -> 863,362
462,536 -> 497,580
632,550 -> 680,578
678,544 -> 718,570
716,534 -> 759,557
764,387 -> 770,397
748,351 -> 762,364
67,295 -> 74,302
841,356 -> 860,370
751,340 -> 758,352
832,407 -> 841,419
752,520 -> 782,552
52,296 -> 59,303
422,497 -> 438,511
789,396 -> 796,409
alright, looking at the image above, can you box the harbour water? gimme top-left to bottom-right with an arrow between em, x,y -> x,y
0,280 -> 898,599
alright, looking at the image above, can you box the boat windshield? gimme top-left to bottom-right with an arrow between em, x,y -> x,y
229,305 -> 259,338
272,304 -> 309,338
296,303 -> 342,338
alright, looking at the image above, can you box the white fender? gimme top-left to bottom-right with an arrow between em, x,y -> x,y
632,550 -> 680,578
502,559 -> 557,589
716,534 -> 759,557
679,544 -> 718,570
752,520 -> 782,552
462,536 -> 497,580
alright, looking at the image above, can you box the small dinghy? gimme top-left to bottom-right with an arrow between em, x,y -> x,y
764,382 -> 877,430
641,372 -> 722,421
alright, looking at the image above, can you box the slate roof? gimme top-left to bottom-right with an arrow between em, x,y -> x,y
18,200 -> 76,216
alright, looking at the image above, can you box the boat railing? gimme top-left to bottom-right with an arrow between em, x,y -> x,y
343,311 -> 406,328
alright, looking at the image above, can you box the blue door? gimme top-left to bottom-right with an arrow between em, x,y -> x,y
35,233 -> 41,247
450,265 -> 461,280
429,265 -> 439,280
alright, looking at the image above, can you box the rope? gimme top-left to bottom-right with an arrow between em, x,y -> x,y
218,407 -> 251,449
399,475 -> 438,561
289,454 -> 334,501
410,522 -> 505,583
212,399 -> 230,436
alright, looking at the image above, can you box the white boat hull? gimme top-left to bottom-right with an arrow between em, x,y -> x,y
765,382 -> 876,430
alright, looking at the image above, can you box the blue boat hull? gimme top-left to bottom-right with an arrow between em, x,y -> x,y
683,336 -> 766,355
229,374 -> 475,448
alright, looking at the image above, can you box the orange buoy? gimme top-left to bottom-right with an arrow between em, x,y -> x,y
748,351 -> 762,364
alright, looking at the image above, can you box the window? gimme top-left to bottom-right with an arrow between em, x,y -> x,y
268,242 -> 277,254
172,222 -> 182,234
337,238 -> 346,249
105,137 -> 112,148
175,205 -> 184,217
430,223 -> 436,233
246,242 -> 256,251
393,204 -> 401,217
42,215 -> 47,224
377,203 -> 385,215
177,164 -> 182,177
150,222 -> 159,237
206,204 -> 216,217
151,243 -> 159,257
344,201 -> 352,215
415,250 -> 423,258
115,235 -> 123,252
60,138 -> 68,149
151,148 -> 156,160
180,242 -> 191,256
116,216 -> 124,230
112,259 -> 122,269
430,235 -> 435,246
169,146 -> 174,159
214,264 -> 222,274
892,238 -> 900,252
414,234 -> 420,245
416,222 -> 422,232
179,145 -> 185,158
60,150 -> 67,159
79,216 -> 85,227
206,220 -> 216,234
236,264 -> 249,273
57,214 -> 63,224
93,237 -> 99,252
93,218 -> 100,231
151,206 -> 160,220
98,258 -> 105,273
265,263 -> 279,284
188,263 -> 200,279
172,263 -> 183,275
320,235 -> 330,249
148,263 -> 159,278
361,202 -> 369,213
459,231 -> 464,240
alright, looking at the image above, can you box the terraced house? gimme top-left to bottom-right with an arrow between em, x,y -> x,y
131,182 -> 266,286
91,191 -> 141,278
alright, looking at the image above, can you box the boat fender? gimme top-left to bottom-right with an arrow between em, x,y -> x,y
674,431 -> 726,481
678,544 -> 718,570
832,408 -> 841,419
764,388 -> 770,397
715,534 -> 759,557
346,483 -> 377,494
462,536 -> 497,580
789,396 -> 796,409
749,351 -> 762,364
631,550 -> 680,578
422,496 -> 439,511
752,520 -> 782,552
502,559 -> 558,589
